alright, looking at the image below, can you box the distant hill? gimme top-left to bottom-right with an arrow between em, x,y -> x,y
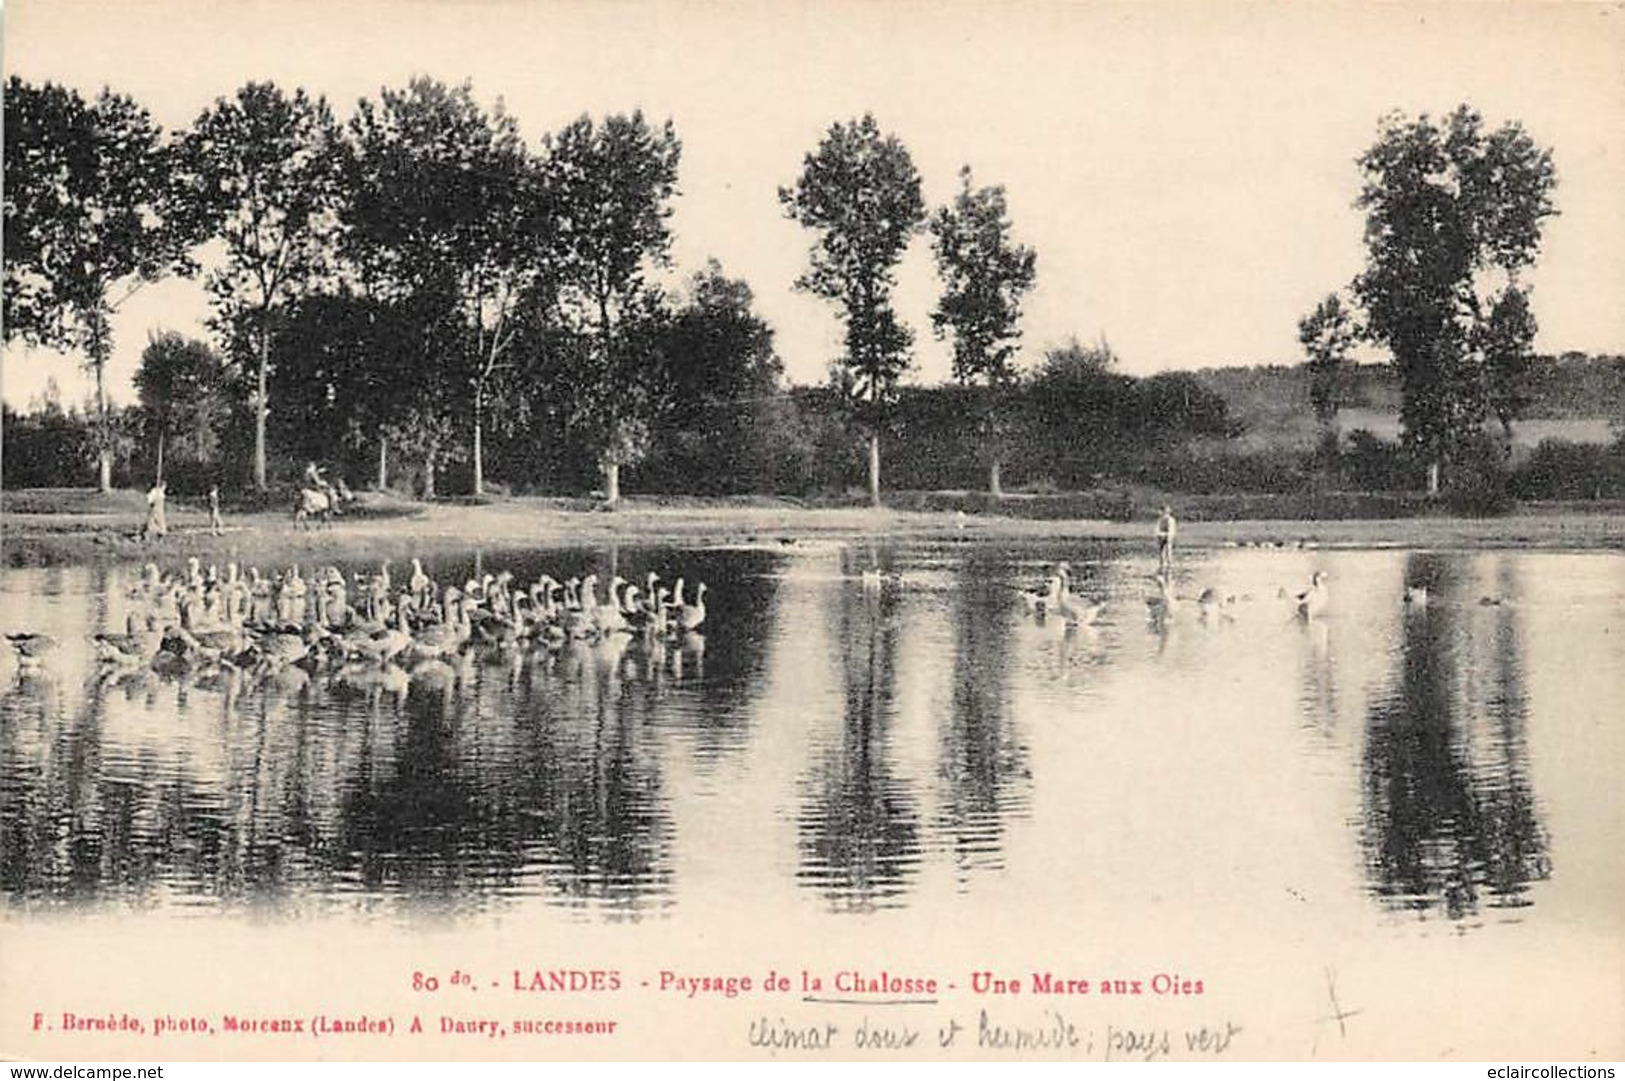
1194,352 -> 1623,452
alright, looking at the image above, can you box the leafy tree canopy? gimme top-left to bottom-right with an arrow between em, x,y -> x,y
1352,105 -> 1556,462
929,165 -> 1038,388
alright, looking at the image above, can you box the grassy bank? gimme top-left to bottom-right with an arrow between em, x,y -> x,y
2,488 -> 1621,568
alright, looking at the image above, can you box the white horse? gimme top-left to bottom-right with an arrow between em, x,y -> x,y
293,486 -> 340,529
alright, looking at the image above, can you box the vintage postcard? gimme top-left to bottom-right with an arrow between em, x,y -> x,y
2,0 -> 1622,1064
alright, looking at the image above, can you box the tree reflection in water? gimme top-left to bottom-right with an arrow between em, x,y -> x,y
336,641 -> 675,918
1359,554 -> 1550,922
0,616 -> 678,917
797,583 -> 920,912
0,546 -> 1584,928
938,552 -> 1031,884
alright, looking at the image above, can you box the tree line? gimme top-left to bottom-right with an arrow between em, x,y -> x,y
3,78 -> 1576,503
2,77 -> 1045,504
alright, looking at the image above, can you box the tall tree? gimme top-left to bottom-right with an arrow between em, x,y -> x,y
1352,105 -> 1556,494
1478,285 -> 1538,446
929,166 -> 1037,496
184,81 -> 344,491
344,77 -> 549,496
134,331 -> 230,482
780,114 -> 925,506
1297,292 -> 1357,450
543,110 -> 682,506
641,260 -> 783,493
2,78 -> 203,491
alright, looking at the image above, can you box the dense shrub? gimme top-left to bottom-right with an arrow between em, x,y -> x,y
8,380 -> 1621,507
1132,446 -> 1306,494
3,406 -> 92,488
1511,438 -> 1625,500
1339,428 -> 1414,491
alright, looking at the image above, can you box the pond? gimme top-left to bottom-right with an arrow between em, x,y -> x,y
2,541 -> 1618,942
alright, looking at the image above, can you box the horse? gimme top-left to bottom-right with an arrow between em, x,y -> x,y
293,486 -> 339,529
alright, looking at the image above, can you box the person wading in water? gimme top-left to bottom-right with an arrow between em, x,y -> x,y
1156,504 -> 1178,575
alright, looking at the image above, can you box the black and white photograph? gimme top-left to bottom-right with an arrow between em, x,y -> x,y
1,0 -> 1621,1065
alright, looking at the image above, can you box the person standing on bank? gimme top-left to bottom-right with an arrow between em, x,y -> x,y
208,485 -> 223,536
143,480 -> 168,541
1156,504 -> 1177,574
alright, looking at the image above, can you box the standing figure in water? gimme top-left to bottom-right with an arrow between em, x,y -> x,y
1155,504 -> 1178,575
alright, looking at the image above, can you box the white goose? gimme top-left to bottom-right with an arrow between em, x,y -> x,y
1019,564 -> 1066,614
678,582 -> 708,632
409,558 -> 431,605
1145,573 -> 1179,617
1296,572 -> 1330,619
597,576 -> 629,633
1055,568 -> 1104,626
1197,587 -> 1237,620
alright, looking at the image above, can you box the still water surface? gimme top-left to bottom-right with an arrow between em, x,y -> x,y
1,543 -> 1620,939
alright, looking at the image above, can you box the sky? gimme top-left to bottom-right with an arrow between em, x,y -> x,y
3,0 -> 1623,411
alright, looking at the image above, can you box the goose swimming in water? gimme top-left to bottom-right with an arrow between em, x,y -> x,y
1020,563 -> 1068,614
95,614 -> 162,668
1019,571 -> 1062,615
596,577 -> 629,633
1296,572 -> 1330,619
1197,587 -> 1237,619
1054,566 -> 1104,626
678,582 -> 708,632
32,552 -> 733,686
407,591 -> 471,658
4,633 -> 58,665
1145,573 -> 1179,616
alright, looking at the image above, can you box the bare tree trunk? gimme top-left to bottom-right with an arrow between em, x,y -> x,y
1426,459 -> 1440,497
604,460 -> 621,508
989,457 -> 1002,498
254,320 -> 270,491
472,396 -> 484,497
376,436 -> 388,491
867,433 -> 881,508
94,345 -> 112,493
155,430 -> 165,486
423,454 -> 436,500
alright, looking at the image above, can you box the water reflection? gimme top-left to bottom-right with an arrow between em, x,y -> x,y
797,582 -> 920,911
938,553 -> 1030,883
1359,554 -> 1550,922
0,544 -> 1604,933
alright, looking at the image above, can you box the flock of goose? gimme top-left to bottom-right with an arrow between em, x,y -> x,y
3,557 -> 708,676
4,549 -> 1509,676
1015,563 -> 1334,626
